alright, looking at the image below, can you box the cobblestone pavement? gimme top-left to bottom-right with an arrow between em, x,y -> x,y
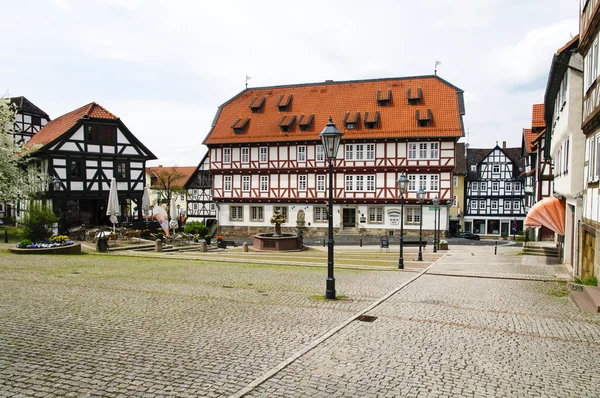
1,244 -> 599,397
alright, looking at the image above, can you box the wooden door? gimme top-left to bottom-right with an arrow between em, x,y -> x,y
581,230 -> 595,280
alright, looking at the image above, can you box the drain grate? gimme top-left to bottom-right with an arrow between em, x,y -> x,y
356,315 -> 378,322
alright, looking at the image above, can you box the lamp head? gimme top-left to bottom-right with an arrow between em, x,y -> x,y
433,195 -> 439,206
417,188 -> 425,203
319,117 -> 343,160
397,173 -> 409,195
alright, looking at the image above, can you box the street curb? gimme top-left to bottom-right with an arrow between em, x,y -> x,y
229,250 -> 451,398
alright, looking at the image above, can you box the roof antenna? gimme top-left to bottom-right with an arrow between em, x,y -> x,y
434,60 -> 441,76
245,75 -> 252,89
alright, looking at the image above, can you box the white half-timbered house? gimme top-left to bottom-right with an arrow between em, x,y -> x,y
202,76 -> 466,237
545,35 -> 585,272
9,96 -> 50,144
464,145 -> 526,237
185,153 -> 217,227
146,165 -> 196,224
579,0 -> 600,281
25,102 -> 156,231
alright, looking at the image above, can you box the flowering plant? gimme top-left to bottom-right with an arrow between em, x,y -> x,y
49,235 -> 70,244
270,211 -> 286,225
17,239 -> 74,248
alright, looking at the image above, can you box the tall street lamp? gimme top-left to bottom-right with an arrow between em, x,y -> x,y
319,117 -> 343,300
417,188 -> 425,261
433,195 -> 439,253
397,173 -> 409,269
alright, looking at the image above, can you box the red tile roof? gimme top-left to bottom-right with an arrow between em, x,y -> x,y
532,128 -> 546,143
148,166 -> 196,188
26,102 -> 118,150
531,104 -> 545,128
523,128 -> 535,153
204,76 -> 465,145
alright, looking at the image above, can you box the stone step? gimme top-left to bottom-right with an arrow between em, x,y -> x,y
569,290 -> 599,313
584,285 -> 600,312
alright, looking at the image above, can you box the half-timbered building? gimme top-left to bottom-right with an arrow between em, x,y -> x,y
463,144 -> 526,237
185,153 -> 217,227
25,102 -> 156,230
449,142 -> 467,235
146,165 -> 196,223
521,127 -> 537,211
579,0 -> 600,280
544,35 -> 585,272
202,76 -> 465,237
9,96 -> 50,144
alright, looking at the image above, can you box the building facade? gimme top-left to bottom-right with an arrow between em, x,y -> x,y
202,76 -> 466,237
463,145 -> 526,237
449,142 -> 467,235
545,36 -> 585,272
146,165 -> 196,224
185,153 -> 217,227
579,0 -> 600,279
26,102 -> 156,231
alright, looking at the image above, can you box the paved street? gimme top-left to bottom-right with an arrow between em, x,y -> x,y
0,243 -> 599,397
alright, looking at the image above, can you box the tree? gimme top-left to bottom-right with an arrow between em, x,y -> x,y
149,166 -> 186,220
0,97 -> 49,209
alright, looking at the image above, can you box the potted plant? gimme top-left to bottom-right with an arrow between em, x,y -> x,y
205,234 -> 212,245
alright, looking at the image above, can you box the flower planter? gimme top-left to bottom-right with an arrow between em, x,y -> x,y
9,243 -> 82,255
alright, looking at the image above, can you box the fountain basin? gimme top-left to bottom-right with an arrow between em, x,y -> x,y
253,233 -> 299,251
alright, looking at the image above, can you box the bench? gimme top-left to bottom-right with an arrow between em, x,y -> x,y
403,241 -> 427,247
219,240 -> 237,248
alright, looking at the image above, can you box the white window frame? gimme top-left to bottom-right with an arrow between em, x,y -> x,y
492,182 -> 499,191
504,201 -> 511,210
472,182 -> 479,191
259,147 -> 268,163
408,143 -> 417,159
479,200 -> 485,209
298,146 -> 306,162
405,208 -> 421,225
241,147 -> 249,164
429,175 -> 439,191
514,182 -> 521,191
345,175 -> 376,192
471,200 -> 477,210
491,200 -> 498,210
314,206 -> 328,222
366,175 -> 375,191
298,175 -> 307,192
242,175 -> 250,192
317,175 -> 325,192
355,144 -> 364,160
505,182 -> 512,192
492,164 -> 500,174
224,175 -> 232,192
368,207 -> 384,224
260,175 -> 268,192
223,148 -> 231,164
481,182 -> 487,191
596,132 -> 600,180
513,201 -> 520,212
366,144 -> 375,160
430,142 -> 439,159
345,144 -> 354,161
408,175 -> 416,191
316,145 -> 324,162
250,206 -> 264,221
230,206 -> 243,221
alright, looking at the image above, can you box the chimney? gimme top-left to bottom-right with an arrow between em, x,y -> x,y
502,141 -> 506,149
325,80 -> 334,83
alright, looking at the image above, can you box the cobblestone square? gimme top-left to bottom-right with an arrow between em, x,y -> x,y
0,243 -> 599,397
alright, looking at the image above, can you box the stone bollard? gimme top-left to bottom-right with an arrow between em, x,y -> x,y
200,241 -> 207,252
4,230 -> 8,243
243,242 -> 248,252
155,239 -> 162,252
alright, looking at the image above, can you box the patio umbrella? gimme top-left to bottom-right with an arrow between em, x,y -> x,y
106,178 -> 120,232
142,186 -> 151,218
524,196 -> 565,236
169,199 -> 178,234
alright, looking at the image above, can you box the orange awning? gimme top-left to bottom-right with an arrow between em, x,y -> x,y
524,196 -> 565,235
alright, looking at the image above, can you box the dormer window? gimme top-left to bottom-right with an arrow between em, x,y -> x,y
364,111 -> 380,129
416,109 -> 432,127
278,115 -> 296,132
276,94 -> 293,112
344,112 -> 360,130
231,117 -> 250,134
407,88 -> 423,105
249,96 -> 266,113
298,114 -> 314,131
86,124 -> 116,143
377,89 -> 392,106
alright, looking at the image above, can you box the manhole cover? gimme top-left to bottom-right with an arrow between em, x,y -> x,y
356,315 -> 377,322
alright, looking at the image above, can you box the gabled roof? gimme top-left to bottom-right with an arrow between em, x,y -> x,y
203,75 -> 465,145
147,166 -> 196,188
26,102 -> 118,149
522,128 -> 536,154
532,128 -> 546,144
9,96 -> 50,119
531,104 -> 545,128
454,142 -> 467,174
466,145 -> 525,180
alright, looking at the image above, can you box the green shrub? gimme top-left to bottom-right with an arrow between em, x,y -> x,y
17,239 -> 32,248
184,221 -> 208,237
573,276 -> 598,286
20,204 -> 58,243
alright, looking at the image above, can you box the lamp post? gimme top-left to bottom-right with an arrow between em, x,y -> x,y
417,188 -> 425,261
319,117 -> 343,300
397,173 -> 409,269
433,195 -> 439,253
52,177 -> 62,233
177,204 -> 181,232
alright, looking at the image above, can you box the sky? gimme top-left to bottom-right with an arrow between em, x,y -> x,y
1,0 -> 579,167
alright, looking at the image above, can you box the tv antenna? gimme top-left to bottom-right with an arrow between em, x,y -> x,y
245,75 -> 252,89
434,60 -> 441,76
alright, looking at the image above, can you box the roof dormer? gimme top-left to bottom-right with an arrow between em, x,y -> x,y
377,89 -> 392,106
344,112 -> 360,130
298,114 -> 314,131
231,117 -> 250,134
416,109 -> 432,127
278,115 -> 296,132
364,111 -> 380,129
276,94 -> 293,112
407,88 -> 423,105
249,96 -> 266,113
